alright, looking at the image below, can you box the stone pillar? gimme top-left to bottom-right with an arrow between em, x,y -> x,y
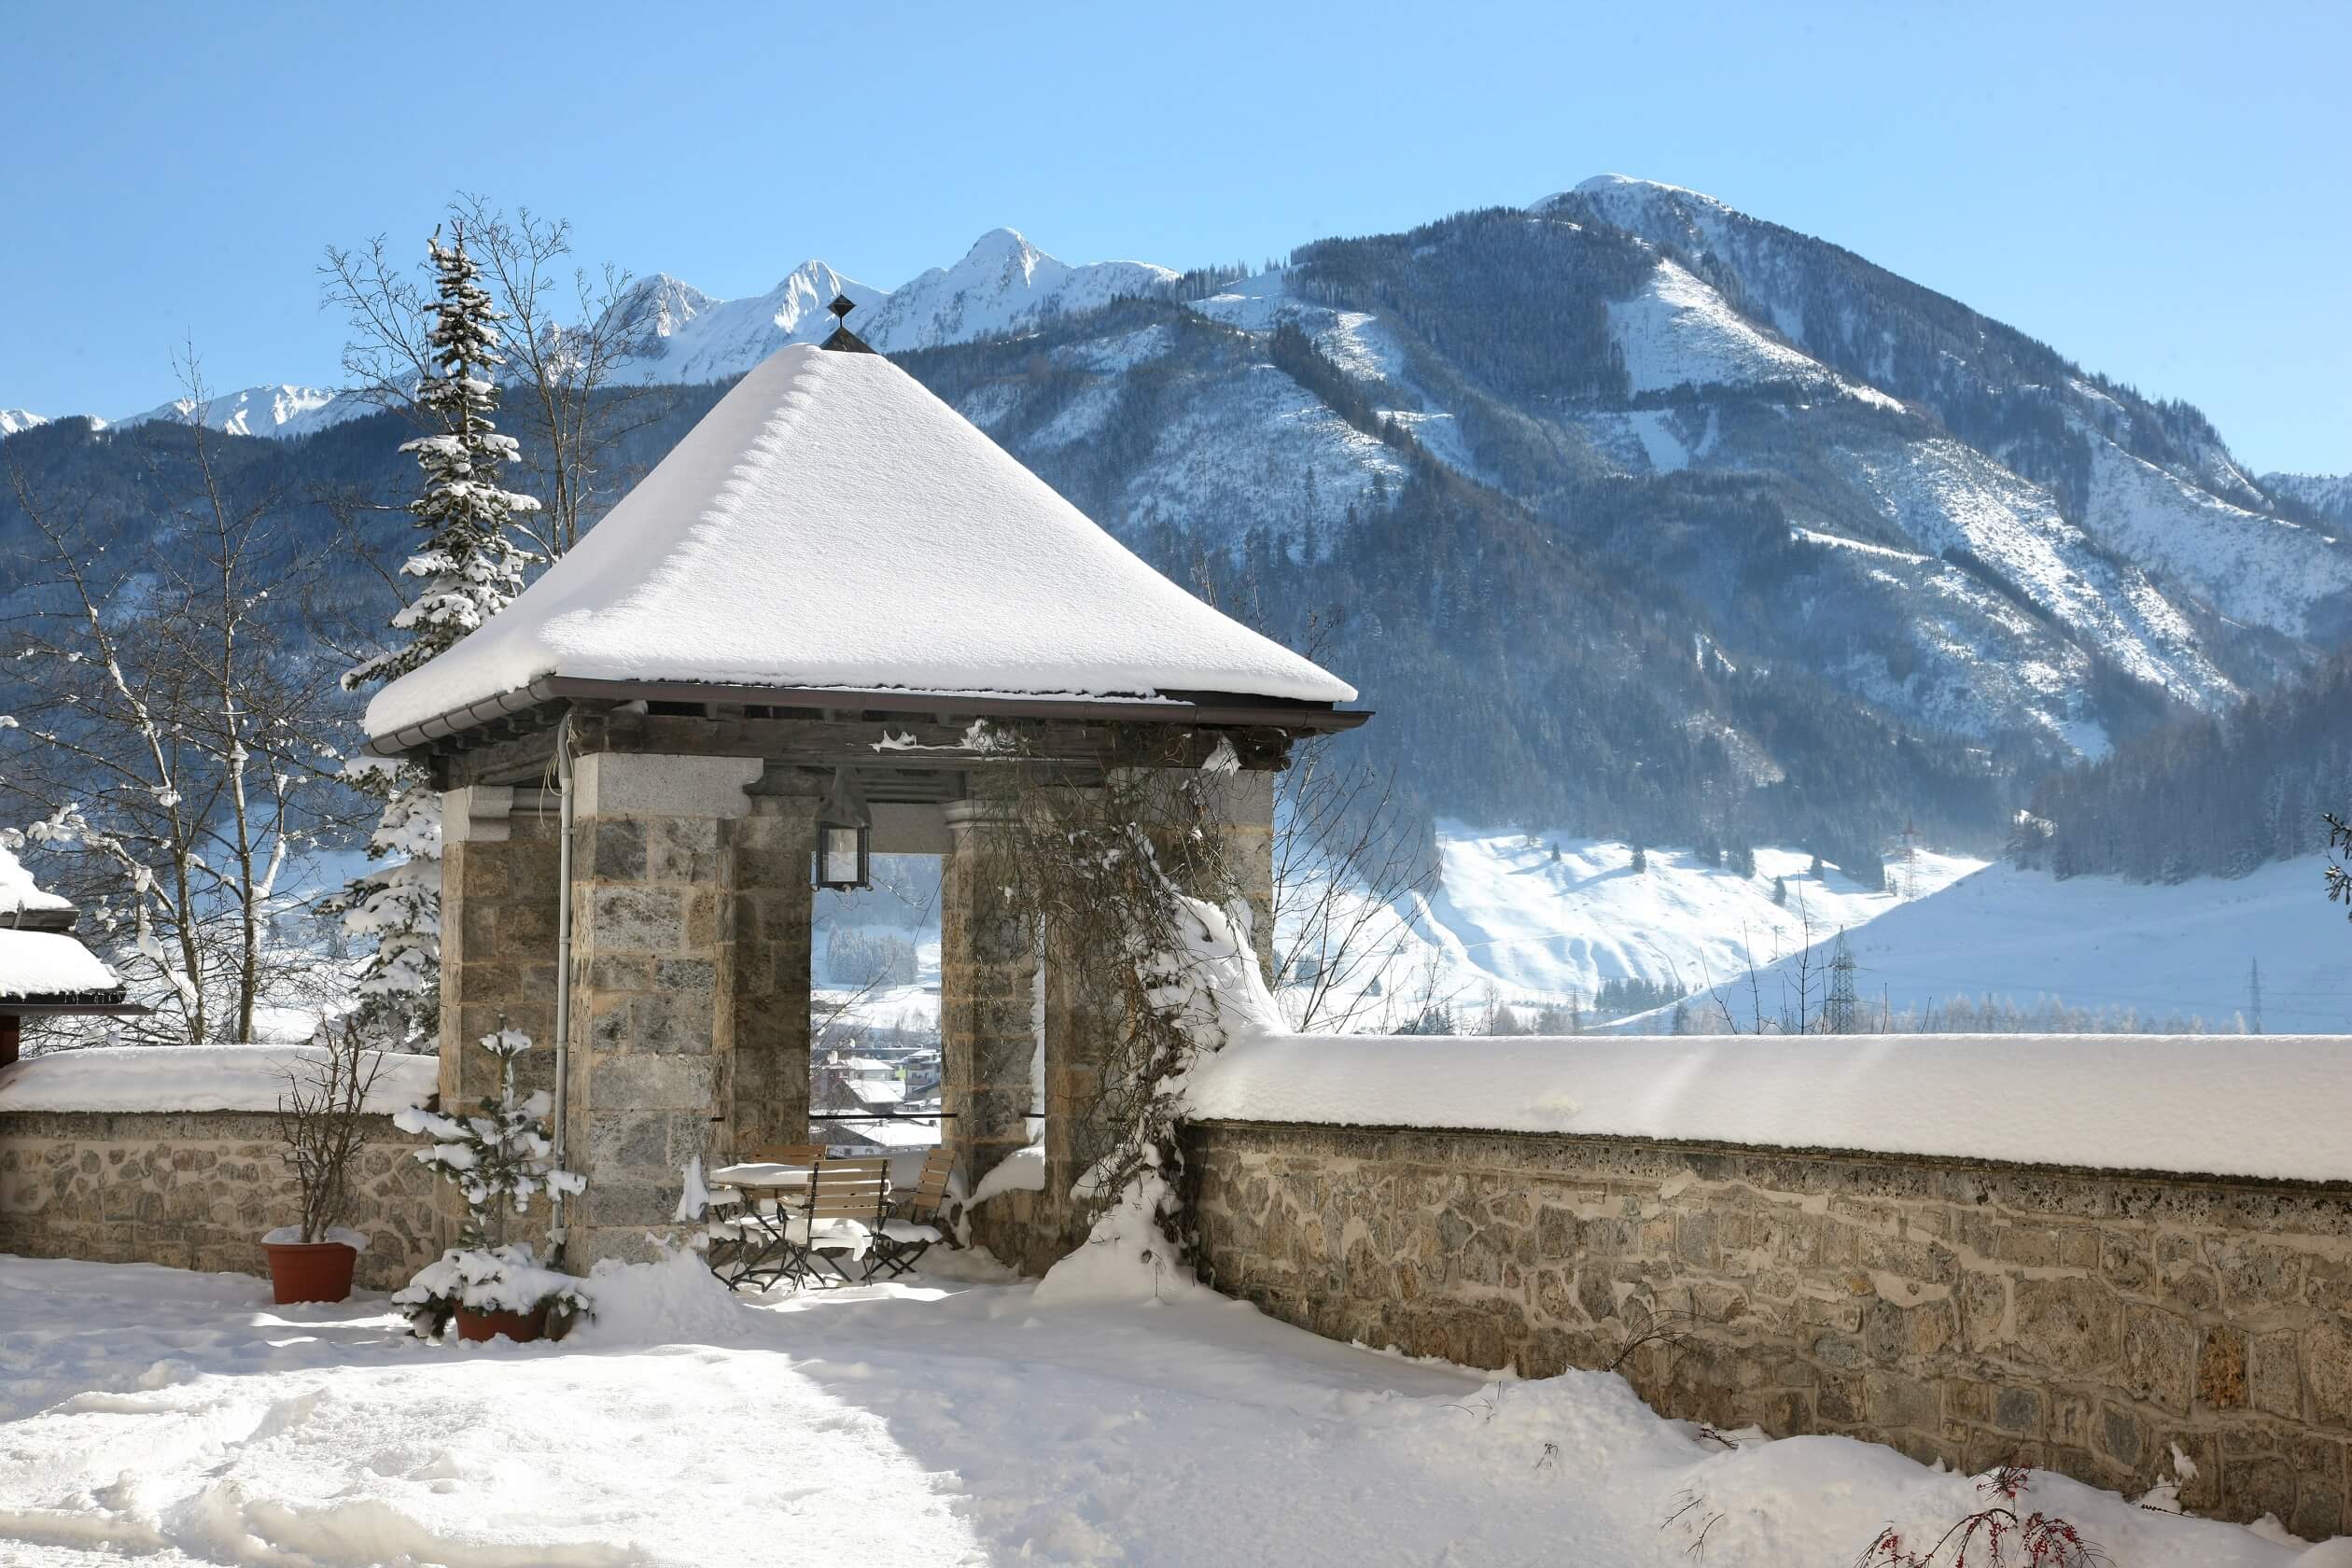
941,800 -> 1039,1196
1199,765 -> 1277,985
565,751 -> 762,1264
1038,763 -> 1279,1266
952,760 -> 1281,1274
436,785 -> 562,1253
725,781 -> 819,1157
0,1015 -> 18,1070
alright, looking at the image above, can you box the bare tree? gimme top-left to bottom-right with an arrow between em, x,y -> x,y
1269,723 -> 1435,1030
1187,585 -> 1436,1035
448,194 -> 668,557
0,358 -> 366,1044
276,1019 -> 388,1243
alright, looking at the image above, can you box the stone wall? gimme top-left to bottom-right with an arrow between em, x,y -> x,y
438,790 -> 564,1258
1,1109 -> 436,1289
1188,1119 -> 2352,1535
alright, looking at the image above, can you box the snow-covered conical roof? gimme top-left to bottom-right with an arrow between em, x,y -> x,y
365,343 -> 1354,742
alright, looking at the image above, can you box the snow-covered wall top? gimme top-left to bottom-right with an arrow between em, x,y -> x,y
366,343 -> 1354,737
1186,1032 -> 2352,1185
0,1044 -> 438,1115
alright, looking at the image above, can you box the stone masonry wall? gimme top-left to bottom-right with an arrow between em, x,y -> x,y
727,785 -> 819,1158
1,1110 -> 436,1289
1188,1120 -> 2352,1536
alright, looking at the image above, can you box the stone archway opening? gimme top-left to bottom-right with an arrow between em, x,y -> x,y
809,841 -> 947,1174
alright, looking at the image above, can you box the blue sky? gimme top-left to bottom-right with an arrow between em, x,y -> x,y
3,0 -> 2345,472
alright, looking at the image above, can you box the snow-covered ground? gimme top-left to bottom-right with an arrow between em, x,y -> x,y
1,1253 -> 2334,1567
1703,853 -> 2352,1034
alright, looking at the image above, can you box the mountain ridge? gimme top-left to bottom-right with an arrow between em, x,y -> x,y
7,176 -> 2342,855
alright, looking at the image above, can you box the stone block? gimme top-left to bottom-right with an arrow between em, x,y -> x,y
2013,1276 -> 2121,1375
2199,1324 -> 2249,1411
2306,1317 -> 2352,1427
1864,1371 -> 1940,1432
1993,1386 -> 2043,1435
587,1054 -> 716,1112
2251,1330 -> 2302,1419
2096,1403 -> 2143,1469
1958,1271 -> 2009,1353
650,817 -> 721,881
2121,1303 -> 2197,1415
587,886 -> 687,954
2291,1452 -> 2345,1543
2219,1439 -> 2299,1528
590,819 -> 650,882
2099,1231 -> 2151,1293
2206,1239 -> 2304,1309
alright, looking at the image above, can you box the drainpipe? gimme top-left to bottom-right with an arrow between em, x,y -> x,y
549,710 -> 578,1261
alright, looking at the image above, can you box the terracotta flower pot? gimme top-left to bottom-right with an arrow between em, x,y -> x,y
263,1240 -> 357,1305
454,1303 -> 550,1343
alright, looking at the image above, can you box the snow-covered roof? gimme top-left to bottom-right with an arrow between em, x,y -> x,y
0,845 -> 119,1005
813,1114 -> 941,1150
366,343 -> 1355,742
0,930 -> 121,1002
0,845 -> 72,917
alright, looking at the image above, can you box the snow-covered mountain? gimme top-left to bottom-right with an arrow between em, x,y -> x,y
856,228 -> 1178,354
1280,828 -> 1985,1029
110,384 -> 361,440
601,229 -> 1176,380
26,229 -> 1183,439
1541,175 -> 2350,639
601,261 -> 887,383
2264,470 -> 2352,529
12,178 -> 2344,850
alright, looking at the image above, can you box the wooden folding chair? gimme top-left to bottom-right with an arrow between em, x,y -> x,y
783,1156 -> 891,1287
868,1145 -> 954,1280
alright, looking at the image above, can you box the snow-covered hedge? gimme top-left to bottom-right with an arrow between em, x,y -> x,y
1185,1032 -> 2352,1184
0,1043 -> 437,1116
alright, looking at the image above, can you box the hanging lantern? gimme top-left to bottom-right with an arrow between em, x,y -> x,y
813,767 -> 872,890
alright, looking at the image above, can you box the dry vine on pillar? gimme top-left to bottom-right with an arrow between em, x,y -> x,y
967,722 -> 1256,1267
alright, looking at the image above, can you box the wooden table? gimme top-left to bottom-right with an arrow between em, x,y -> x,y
704,1164 -> 816,1291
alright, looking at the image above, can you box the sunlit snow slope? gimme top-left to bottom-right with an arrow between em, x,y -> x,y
1665,855 -> 2350,1034
1280,827 -> 1981,1029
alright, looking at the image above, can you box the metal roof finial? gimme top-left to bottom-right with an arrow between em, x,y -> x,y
820,293 -> 876,355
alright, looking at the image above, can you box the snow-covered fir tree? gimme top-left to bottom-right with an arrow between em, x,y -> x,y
338,224 -> 541,1048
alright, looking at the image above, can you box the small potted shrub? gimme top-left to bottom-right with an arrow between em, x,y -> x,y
265,1019 -> 386,1305
393,1024 -> 587,1342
